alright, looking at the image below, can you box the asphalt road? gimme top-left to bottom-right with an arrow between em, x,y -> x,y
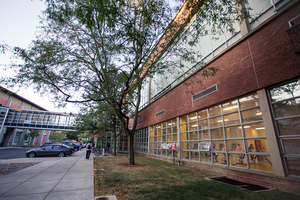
0,148 -> 31,160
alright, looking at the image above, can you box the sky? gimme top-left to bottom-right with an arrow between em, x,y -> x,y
0,0 -> 79,113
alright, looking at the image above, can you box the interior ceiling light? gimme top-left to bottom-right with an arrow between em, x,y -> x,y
223,105 -> 238,111
255,127 -> 265,130
256,112 -> 262,115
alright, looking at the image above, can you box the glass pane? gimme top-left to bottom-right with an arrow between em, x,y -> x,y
209,105 -> 221,117
181,124 -> 187,132
199,130 -> 210,140
224,113 -> 240,126
249,155 -> 273,171
158,130 -> 161,136
181,115 -> 187,124
199,119 -> 208,129
244,123 -> 266,137
286,157 -> 300,176
273,98 -> 300,118
182,133 -> 188,141
182,151 -> 189,159
282,139 -> 300,155
191,151 -> 199,161
199,142 -> 210,151
270,80 -> 300,102
189,122 -> 198,131
226,126 -> 243,138
173,126 -> 178,133
222,100 -> 238,114
210,116 -> 222,128
167,135 -> 172,141
246,139 -> 269,153
162,122 -> 166,128
182,142 -> 189,150
200,152 -> 211,162
172,134 -> 177,141
277,118 -> 300,136
227,140 -> 244,151
211,128 -> 224,139
212,141 -> 225,151
239,93 -> 259,109
189,112 -> 197,122
173,119 -> 177,126
241,108 -> 262,123
198,110 -> 208,119
167,127 -> 172,134
229,153 -> 247,167
189,132 -> 198,140
158,136 -> 161,142
191,142 -> 198,150
167,150 -> 172,157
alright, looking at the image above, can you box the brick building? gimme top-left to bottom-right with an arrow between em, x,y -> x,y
132,0 -> 300,194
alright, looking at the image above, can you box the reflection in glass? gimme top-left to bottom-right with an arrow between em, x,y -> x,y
199,141 -> 210,151
190,132 -> 198,140
210,116 -> 222,128
229,153 -> 247,168
286,157 -> 300,176
189,122 -> 197,131
200,152 -> 211,162
209,105 -> 221,117
191,142 -> 198,150
189,112 -> 197,122
224,112 -> 240,126
241,108 -> 262,123
199,119 -> 208,129
191,151 -> 199,161
273,98 -> 300,118
198,110 -> 208,119
249,155 -> 273,172
243,123 -> 266,137
182,151 -> 189,159
277,118 -> 300,136
239,93 -> 259,109
282,139 -> 300,154
226,126 -> 242,138
270,80 -> 300,102
199,130 -> 210,140
222,100 -> 238,114
211,128 -> 224,139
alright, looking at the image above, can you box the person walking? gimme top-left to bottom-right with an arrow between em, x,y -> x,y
86,141 -> 92,160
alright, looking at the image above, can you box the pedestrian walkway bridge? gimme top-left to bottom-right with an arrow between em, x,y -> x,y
0,107 -> 76,131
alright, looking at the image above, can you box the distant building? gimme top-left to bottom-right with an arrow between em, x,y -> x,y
0,86 -> 51,146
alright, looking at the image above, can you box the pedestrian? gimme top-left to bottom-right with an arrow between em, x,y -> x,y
106,142 -> 110,153
86,141 -> 92,160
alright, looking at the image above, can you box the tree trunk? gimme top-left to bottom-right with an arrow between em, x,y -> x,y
128,133 -> 135,165
113,132 -> 117,155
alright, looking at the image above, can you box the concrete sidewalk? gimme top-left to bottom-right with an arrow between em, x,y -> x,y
0,150 -> 94,200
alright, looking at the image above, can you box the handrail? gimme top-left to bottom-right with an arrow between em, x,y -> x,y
288,14 -> 300,27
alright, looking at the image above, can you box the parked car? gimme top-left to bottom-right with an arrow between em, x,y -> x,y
63,141 -> 81,152
41,141 -> 61,147
26,144 -> 73,158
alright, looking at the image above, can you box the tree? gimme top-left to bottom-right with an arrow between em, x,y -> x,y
1,0 -> 249,164
29,129 -> 40,146
74,102 -> 120,155
49,131 -> 66,142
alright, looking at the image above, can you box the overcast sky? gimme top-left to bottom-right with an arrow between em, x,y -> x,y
0,0 -> 78,113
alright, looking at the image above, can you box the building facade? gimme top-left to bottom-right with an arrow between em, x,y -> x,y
133,0 -> 300,194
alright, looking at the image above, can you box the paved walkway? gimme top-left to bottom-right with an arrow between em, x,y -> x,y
0,149 -> 94,200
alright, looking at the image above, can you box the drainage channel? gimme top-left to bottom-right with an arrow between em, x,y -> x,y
208,176 -> 274,192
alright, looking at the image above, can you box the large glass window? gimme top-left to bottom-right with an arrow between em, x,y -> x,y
180,92 -> 273,172
135,127 -> 148,154
269,79 -> 300,176
150,118 -> 177,157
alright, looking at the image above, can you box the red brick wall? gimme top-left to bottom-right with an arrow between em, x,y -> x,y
10,102 -> 21,109
0,97 -> 7,105
136,4 -> 300,129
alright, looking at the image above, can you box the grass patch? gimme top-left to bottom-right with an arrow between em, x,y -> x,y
94,154 -> 299,200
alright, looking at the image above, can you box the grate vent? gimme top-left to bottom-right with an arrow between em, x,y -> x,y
138,120 -> 143,125
192,84 -> 217,101
155,110 -> 165,118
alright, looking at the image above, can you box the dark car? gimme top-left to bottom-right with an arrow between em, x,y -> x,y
26,144 -> 73,158
41,141 -> 61,147
63,142 -> 81,152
